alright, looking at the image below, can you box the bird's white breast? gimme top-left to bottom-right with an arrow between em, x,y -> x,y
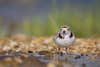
54,34 -> 75,47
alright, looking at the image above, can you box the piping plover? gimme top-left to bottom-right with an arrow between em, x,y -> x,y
53,25 -> 75,51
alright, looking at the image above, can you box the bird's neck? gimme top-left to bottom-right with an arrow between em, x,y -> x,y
63,31 -> 73,38
59,31 -> 71,39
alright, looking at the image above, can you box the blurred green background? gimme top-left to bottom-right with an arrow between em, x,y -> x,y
0,0 -> 100,37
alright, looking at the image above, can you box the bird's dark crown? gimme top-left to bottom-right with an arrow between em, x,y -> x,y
60,25 -> 70,28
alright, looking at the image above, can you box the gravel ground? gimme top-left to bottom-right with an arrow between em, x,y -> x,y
0,35 -> 100,67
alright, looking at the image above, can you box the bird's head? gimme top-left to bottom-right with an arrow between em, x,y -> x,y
60,25 -> 70,35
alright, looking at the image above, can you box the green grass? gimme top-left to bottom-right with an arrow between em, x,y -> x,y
0,1 -> 100,37
21,9 -> 100,37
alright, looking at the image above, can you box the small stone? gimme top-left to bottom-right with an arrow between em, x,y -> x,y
38,51 -> 53,56
74,55 -> 81,59
28,51 -> 33,53
4,57 -> 12,62
3,46 -> 11,51
14,45 -> 19,48
14,57 -> 23,64
47,62 -> 56,67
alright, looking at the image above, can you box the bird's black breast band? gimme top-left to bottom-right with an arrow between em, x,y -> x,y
69,32 -> 73,38
58,33 -> 63,39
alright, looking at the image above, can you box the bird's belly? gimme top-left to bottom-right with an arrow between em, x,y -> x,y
55,37 -> 75,47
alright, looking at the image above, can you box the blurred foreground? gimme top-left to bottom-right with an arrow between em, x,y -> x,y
0,34 -> 100,67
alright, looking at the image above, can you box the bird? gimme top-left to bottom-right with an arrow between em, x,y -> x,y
53,25 -> 75,51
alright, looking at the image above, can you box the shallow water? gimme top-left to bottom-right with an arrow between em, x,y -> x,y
0,51 -> 100,67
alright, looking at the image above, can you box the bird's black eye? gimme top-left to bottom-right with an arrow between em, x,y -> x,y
63,31 -> 66,34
